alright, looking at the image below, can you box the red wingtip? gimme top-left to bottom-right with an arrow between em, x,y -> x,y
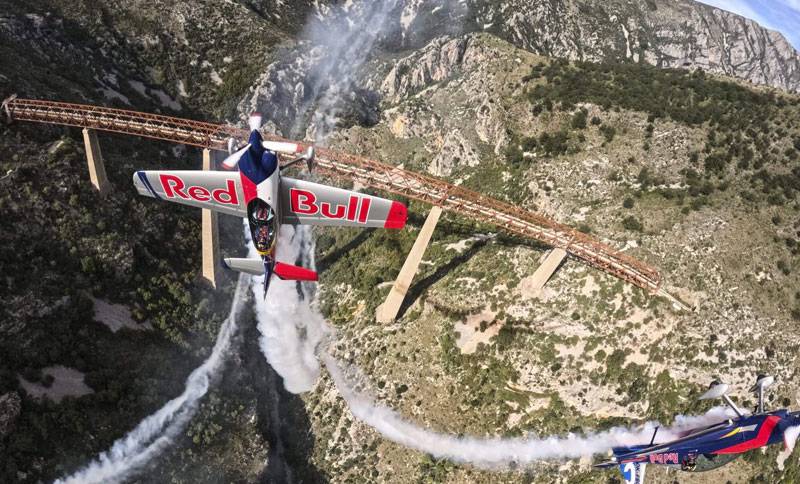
383,201 -> 408,229
274,262 -> 318,282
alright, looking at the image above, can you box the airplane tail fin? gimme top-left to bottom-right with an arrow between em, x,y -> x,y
618,462 -> 646,484
273,262 -> 318,281
222,259 -> 317,281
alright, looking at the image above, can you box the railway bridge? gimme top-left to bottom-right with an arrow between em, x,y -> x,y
2,97 -> 687,314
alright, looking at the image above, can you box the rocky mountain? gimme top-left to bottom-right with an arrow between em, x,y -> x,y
2,0 -> 800,483
238,0 -> 800,142
469,0 -> 800,93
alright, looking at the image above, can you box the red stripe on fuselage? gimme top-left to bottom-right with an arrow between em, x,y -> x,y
240,172 -> 258,203
713,416 -> 780,455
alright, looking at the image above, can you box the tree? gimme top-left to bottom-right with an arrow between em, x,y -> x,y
571,109 -> 588,129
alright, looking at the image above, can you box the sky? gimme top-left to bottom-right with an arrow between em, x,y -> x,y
696,0 -> 800,50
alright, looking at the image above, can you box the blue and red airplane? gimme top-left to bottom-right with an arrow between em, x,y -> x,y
596,376 -> 800,483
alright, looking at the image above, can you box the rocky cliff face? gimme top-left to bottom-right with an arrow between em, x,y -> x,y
476,0 -> 800,91
4,0 -> 800,483
231,3 -> 800,482
237,0 -> 800,146
4,0 -> 799,123
398,0 -> 800,93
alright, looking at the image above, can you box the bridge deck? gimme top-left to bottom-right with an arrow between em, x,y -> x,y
2,97 -> 662,293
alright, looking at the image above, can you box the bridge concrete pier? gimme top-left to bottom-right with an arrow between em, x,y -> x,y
377,206 -> 442,323
527,247 -> 567,293
201,149 -> 220,288
81,128 -> 110,195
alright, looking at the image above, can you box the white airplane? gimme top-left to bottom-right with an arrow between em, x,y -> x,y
133,113 -> 408,297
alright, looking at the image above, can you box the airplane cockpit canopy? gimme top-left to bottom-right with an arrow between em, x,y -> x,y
248,199 -> 277,255
689,453 -> 740,472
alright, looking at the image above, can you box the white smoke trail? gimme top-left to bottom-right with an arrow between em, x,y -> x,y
247,1 -> 398,389
293,0 -> 400,140
777,425 -> 800,470
247,1 -> 395,391
247,1 -> 755,472
322,353 -> 738,469
246,217 -> 743,469
246,222 -> 331,394
55,274 -> 249,484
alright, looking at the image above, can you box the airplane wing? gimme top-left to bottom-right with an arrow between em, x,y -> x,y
280,177 -> 407,229
133,170 -> 246,217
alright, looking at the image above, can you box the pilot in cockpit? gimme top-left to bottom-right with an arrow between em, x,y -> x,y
248,200 -> 276,256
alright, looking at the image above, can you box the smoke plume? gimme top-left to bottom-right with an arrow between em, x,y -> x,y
246,0 -> 396,391
321,353 -> 743,469
778,425 -> 800,470
292,0 -> 400,140
55,274 -> 249,484
246,0 -> 784,475
246,222 -> 331,394
247,216 -> 746,470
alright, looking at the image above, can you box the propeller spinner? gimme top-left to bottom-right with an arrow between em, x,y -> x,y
221,112 -> 264,170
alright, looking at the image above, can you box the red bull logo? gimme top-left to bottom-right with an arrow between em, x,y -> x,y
159,174 -> 239,205
648,452 -> 679,464
290,188 -> 371,223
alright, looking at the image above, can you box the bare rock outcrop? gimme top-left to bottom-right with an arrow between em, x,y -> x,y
381,36 -> 469,99
394,0 -> 800,93
0,392 -> 21,437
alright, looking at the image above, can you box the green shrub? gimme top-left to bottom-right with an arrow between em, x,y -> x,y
571,109 -> 588,129
622,216 -> 643,231
599,124 -> 616,143
539,130 -> 570,156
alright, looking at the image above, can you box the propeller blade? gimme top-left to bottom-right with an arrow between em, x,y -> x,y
221,143 -> 250,170
249,112 -> 263,131
305,146 -> 315,171
750,375 -> 774,393
699,382 -> 729,400
262,140 -> 300,154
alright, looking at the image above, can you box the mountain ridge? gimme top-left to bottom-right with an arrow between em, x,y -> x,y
394,0 -> 800,94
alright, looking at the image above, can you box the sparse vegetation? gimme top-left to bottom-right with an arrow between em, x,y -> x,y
622,216 -> 643,231
4,7 -> 800,483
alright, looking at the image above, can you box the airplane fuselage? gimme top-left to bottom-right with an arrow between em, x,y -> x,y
615,410 -> 800,473
238,129 -> 283,295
